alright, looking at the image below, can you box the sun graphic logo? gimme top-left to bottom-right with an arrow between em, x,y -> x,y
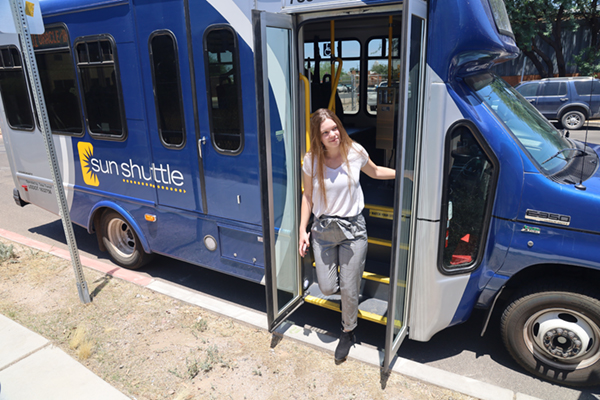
77,142 -> 99,186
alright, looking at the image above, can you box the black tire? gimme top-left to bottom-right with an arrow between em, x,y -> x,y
501,282 -> 600,386
561,110 -> 585,130
100,210 -> 152,270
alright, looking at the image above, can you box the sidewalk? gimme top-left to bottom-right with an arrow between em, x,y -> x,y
0,228 -> 543,400
0,314 -> 130,400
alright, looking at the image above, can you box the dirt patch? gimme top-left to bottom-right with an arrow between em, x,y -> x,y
0,238 -> 474,400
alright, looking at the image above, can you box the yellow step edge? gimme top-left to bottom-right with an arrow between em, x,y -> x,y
362,271 -> 390,284
368,237 -> 392,247
304,295 -> 403,328
363,204 -> 411,220
365,204 -> 394,221
310,264 -> 406,287
362,272 -> 406,288
364,203 -> 393,213
304,295 -> 387,325
312,263 -> 391,284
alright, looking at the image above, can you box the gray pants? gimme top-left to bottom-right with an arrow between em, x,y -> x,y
311,214 -> 368,331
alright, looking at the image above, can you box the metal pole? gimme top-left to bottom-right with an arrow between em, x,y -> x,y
9,0 -> 91,303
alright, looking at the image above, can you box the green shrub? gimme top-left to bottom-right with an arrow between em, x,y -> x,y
0,242 -> 16,263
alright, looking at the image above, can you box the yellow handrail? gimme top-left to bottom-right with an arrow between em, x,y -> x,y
299,74 -> 310,152
328,58 -> 343,111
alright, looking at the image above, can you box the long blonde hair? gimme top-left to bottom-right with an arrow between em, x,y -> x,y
308,108 -> 355,208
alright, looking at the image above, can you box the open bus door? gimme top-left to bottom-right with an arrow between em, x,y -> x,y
253,11 -> 304,331
383,0 -> 427,372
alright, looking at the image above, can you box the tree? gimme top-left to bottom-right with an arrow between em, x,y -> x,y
370,63 -> 388,76
505,0 -> 576,78
572,0 -> 600,76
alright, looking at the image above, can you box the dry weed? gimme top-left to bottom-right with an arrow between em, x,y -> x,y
69,325 -> 93,360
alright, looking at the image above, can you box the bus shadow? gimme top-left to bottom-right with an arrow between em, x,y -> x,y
28,219 -> 107,259
28,219 -> 268,314
143,255 -> 268,314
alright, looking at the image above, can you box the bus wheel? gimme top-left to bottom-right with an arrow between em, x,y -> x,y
501,282 -> 600,386
100,210 -> 152,270
561,110 -> 585,130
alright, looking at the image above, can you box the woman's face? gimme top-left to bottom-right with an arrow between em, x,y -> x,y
319,118 -> 340,151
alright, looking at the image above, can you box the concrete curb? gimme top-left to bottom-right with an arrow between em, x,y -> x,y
0,228 -> 543,400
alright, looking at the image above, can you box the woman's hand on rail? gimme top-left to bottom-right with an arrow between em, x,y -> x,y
299,231 -> 310,257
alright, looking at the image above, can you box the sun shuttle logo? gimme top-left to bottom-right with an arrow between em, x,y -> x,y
76,142 -> 186,193
78,142 -> 100,186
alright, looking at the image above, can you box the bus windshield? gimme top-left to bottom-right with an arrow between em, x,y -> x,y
465,73 -> 572,175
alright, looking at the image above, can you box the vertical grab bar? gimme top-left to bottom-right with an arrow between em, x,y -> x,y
388,15 -> 393,85
330,20 -> 335,95
328,58 -> 343,112
299,74 -> 310,152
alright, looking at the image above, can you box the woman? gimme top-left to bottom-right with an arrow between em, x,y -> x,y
298,108 -> 396,362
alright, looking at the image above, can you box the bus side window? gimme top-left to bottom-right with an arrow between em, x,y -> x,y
203,26 -> 243,154
441,125 -> 496,273
75,36 -> 126,139
149,31 -> 185,148
0,46 -> 35,131
34,25 -> 83,136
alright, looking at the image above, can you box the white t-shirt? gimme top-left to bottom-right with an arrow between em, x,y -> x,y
303,142 -> 369,218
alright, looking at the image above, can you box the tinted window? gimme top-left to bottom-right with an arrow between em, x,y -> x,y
540,82 -> 567,96
33,26 -> 83,135
466,73 -> 571,175
516,82 -> 539,97
574,80 -> 600,95
75,37 -> 125,139
0,46 -> 34,130
204,27 -> 243,153
442,126 -> 495,272
150,32 -> 185,147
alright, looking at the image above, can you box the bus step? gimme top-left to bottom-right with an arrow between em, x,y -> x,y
368,237 -> 391,248
304,282 -> 388,325
364,203 -> 394,220
312,262 -> 390,284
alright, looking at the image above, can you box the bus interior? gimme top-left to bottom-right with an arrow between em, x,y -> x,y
299,13 -> 406,325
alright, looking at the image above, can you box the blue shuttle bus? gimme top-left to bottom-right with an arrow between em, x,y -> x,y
1,0 -> 599,386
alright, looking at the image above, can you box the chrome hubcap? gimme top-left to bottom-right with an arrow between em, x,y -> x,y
523,308 -> 600,370
565,114 -> 581,128
106,218 -> 135,257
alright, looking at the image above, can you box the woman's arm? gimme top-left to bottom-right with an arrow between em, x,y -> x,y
361,158 -> 396,180
299,171 -> 313,257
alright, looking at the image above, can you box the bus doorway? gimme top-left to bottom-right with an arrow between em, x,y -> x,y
256,0 -> 427,370
298,12 -> 404,328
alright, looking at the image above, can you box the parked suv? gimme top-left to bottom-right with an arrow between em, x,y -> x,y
515,77 -> 600,129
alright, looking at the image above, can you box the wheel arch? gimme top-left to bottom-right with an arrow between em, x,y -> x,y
558,104 -> 590,120
480,263 -> 600,336
498,263 -> 600,305
87,201 -> 151,254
